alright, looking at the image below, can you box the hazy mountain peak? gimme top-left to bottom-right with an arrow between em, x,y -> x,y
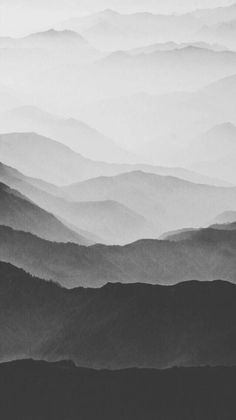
7,105 -> 61,122
215,121 -> 236,131
99,9 -> 121,18
27,28 -> 84,40
0,131 -> 83,156
198,122 -> 236,145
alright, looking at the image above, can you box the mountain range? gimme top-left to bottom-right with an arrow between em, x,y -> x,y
160,220 -> 236,242
56,9 -> 201,50
63,170 -> 236,234
2,157 -> 236,243
2,155 -> 236,240
0,106 -> 132,163
212,210 -> 236,224
1,261 -> 236,369
77,75 -> 236,174
56,6 -> 236,51
0,162 -> 155,244
1,30 -> 236,114
1,1 -> 236,417
0,181 -> 91,245
0,132 -> 223,186
1,224 -> 236,287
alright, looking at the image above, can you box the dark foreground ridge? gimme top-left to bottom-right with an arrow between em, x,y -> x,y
1,359 -> 236,420
1,261 -> 236,369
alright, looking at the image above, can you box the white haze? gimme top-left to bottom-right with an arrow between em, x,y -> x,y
0,0 -> 235,36
0,0 -> 236,186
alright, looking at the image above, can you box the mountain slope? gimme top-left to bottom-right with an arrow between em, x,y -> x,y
0,106 -> 133,163
0,131 -> 222,186
212,210 -> 236,225
1,261 -> 236,369
63,171 -> 236,235
1,225 -> 236,287
0,161 -> 62,197
161,222 -> 236,241
77,74 -> 236,177
211,222 -> 236,231
0,132 -> 106,185
55,199 -> 155,244
189,122 -> 236,162
0,183 -> 90,245
56,10 -> 201,50
0,162 -> 152,244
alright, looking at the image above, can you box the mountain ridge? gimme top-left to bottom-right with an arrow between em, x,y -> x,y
0,261 -> 236,369
1,224 -> 236,287
0,181 -> 91,245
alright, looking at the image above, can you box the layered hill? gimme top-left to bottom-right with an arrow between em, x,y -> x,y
1,225 -> 236,287
0,360 -> 236,420
0,106 -> 132,163
1,262 -> 236,369
0,182 -> 90,245
0,162 -> 153,244
55,200 -> 154,245
63,171 -> 236,235
0,132 -> 221,185
211,222 -> 236,231
212,210 -> 236,225
77,74 -> 236,180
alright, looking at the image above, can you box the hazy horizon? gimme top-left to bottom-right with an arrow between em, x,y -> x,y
0,0 -> 235,37
1,3 -> 236,417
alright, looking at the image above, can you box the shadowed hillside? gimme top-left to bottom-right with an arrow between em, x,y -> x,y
0,360 -> 236,420
1,262 -> 236,368
1,225 -> 236,287
0,182 -> 91,245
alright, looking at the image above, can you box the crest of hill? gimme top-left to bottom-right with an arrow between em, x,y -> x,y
0,181 -> 91,245
1,261 -> 236,369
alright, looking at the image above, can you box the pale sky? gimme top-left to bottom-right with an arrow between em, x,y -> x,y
0,0 -> 235,36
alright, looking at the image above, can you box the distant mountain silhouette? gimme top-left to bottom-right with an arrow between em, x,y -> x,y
56,9 -> 201,50
1,262 -> 236,368
0,132 -> 223,185
160,224 -> 236,242
82,45 -> 236,99
128,41 -> 227,55
200,19 -> 236,50
192,2 -> 236,26
2,25 -> 235,118
0,359 -> 236,420
190,122 -> 236,162
0,162 -> 154,245
161,223 -> 236,241
56,7 -> 236,53
159,226 -> 199,241
0,29 -> 97,53
1,105 -> 133,163
0,161 -> 62,196
0,182 -> 91,245
54,199 -> 155,244
212,210 -> 236,225
77,86 -> 236,179
63,171 -> 236,235
211,222 -> 236,231
1,225 -> 236,287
